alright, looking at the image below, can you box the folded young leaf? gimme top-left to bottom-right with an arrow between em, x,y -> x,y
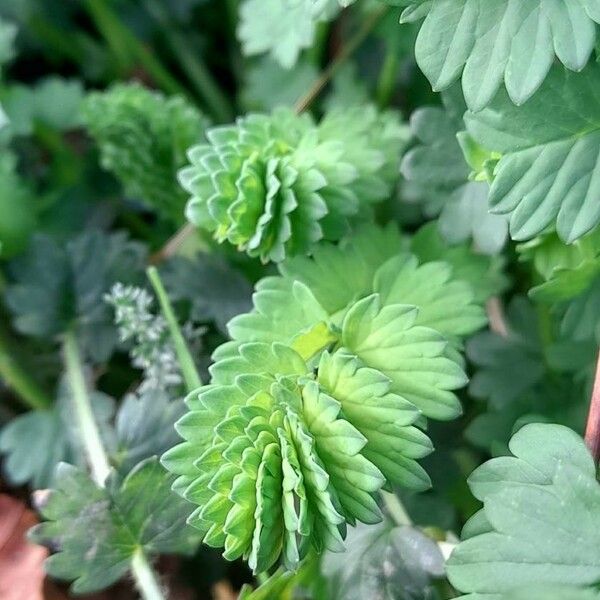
447,423 -> 600,599
163,225 -> 484,573
30,458 -> 199,594
466,62 -> 600,244
518,227 -> 600,305
399,0 -> 600,110
181,106 -> 408,262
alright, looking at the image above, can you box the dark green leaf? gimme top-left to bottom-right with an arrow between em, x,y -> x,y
30,458 -> 199,594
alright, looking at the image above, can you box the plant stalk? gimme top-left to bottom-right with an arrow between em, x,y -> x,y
147,266 -> 202,392
485,297 -> 509,338
376,46 -> 399,108
62,330 -> 166,600
132,547 -> 165,600
0,321 -> 52,410
63,330 -> 111,486
584,350 -> 600,464
381,491 -> 412,526
294,5 -> 389,114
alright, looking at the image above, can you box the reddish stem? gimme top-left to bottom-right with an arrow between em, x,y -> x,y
584,351 -> 600,464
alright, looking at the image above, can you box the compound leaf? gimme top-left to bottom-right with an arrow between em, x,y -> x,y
466,62 -> 600,243
401,0 -> 600,110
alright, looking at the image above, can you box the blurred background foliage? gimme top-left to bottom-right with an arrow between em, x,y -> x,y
0,1 -> 597,599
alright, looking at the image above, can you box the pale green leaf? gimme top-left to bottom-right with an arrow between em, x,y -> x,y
466,62 -> 600,243
447,424 -> 600,598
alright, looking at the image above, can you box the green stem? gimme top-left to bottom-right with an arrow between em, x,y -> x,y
63,331 -> 166,600
294,5 -> 389,114
376,46 -> 399,108
0,321 -> 52,410
147,266 -> 202,392
131,547 -> 165,600
83,0 -> 185,96
143,0 -> 234,122
256,572 -> 269,585
63,330 -> 111,485
382,491 -> 412,526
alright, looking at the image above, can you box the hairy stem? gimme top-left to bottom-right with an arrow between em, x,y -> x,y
131,548 -> 165,600
63,330 -> 166,600
63,330 -> 111,486
0,321 -> 52,410
584,350 -> 600,464
142,0 -> 234,122
294,5 -> 389,114
147,267 -> 202,392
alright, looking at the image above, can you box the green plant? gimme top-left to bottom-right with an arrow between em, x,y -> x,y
1,2 -> 600,600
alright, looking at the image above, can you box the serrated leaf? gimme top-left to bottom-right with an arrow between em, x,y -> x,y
447,424 -> 600,599
322,522 -> 445,600
341,295 -> 466,420
0,381 -> 115,488
30,458 -> 199,594
5,231 -> 146,362
403,0 -> 600,110
410,223 -> 508,304
401,91 -> 507,254
83,83 -> 209,224
114,389 -> 186,476
238,0 -> 342,68
1,77 -> 83,136
466,62 -> 600,243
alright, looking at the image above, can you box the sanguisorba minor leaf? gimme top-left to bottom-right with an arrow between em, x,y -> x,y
400,0 -> 600,110
465,62 -> 600,244
162,224 -> 485,574
446,423 -> 600,599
